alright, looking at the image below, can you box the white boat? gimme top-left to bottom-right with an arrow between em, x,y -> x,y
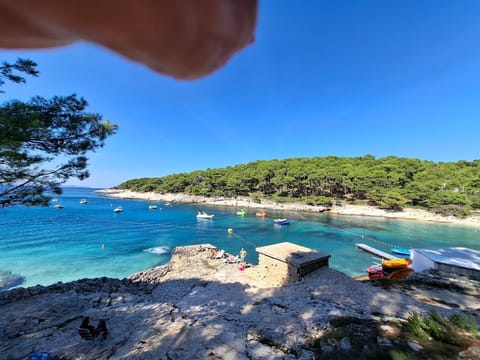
53,204 -> 64,209
113,206 -> 123,213
79,199 -> 87,204
196,211 -> 214,219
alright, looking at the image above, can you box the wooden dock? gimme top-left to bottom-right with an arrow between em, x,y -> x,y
356,243 -> 395,260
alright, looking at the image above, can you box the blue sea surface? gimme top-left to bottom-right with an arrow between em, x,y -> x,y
1,187 -> 479,289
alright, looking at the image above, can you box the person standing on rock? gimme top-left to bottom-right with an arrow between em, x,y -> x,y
239,248 -> 247,262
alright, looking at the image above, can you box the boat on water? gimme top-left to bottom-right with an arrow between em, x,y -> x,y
366,264 -> 385,279
196,211 -> 214,219
391,247 -> 411,257
148,205 -> 158,210
53,204 -> 64,209
51,197 -> 58,202
273,218 -> 290,225
256,210 -> 267,217
236,209 -> 246,216
366,256 -> 413,280
366,262 -> 413,280
79,199 -> 87,204
113,206 -> 123,213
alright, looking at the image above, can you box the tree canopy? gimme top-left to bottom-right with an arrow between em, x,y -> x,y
116,155 -> 480,218
0,58 -> 118,206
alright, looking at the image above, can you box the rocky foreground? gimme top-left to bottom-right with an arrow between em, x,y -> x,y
1,245 -> 479,360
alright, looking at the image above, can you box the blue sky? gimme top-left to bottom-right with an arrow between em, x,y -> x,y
1,1 -> 480,188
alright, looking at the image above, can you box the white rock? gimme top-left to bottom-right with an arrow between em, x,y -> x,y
408,341 -> 424,352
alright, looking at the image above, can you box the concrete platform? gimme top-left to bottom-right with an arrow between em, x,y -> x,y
255,242 -> 331,286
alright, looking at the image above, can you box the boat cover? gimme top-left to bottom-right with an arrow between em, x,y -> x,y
412,247 -> 480,272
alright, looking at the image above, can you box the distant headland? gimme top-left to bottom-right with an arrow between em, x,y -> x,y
109,156 -> 480,222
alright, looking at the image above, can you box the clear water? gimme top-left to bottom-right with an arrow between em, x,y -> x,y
1,187 -> 479,288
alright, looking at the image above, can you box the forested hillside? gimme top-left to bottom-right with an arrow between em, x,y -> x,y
116,155 -> 480,217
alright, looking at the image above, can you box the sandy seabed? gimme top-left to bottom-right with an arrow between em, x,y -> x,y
98,189 -> 480,228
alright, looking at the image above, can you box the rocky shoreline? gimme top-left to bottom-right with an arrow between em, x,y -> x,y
1,244 -> 479,359
98,189 -> 480,228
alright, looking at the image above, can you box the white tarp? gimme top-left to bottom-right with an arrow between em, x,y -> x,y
411,250 -> 436,272
412,247 -> 480,272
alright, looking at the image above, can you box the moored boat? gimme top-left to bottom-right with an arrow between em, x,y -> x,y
79,199 -> 87,204
390,247 -> 410,257
256,210 -> 267,217
273,218 -> 290,225
113,206 -> 123,213
53,204 -> 64,209
148,205 -> 158,210
366,264 -> 386,279
196,211 -> 214,219
366,258 -> 414,280
236,209 -> 246,216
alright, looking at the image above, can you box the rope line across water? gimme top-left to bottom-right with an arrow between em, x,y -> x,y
68,215 -> 400,251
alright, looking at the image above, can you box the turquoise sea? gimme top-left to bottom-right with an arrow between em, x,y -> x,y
1,187 -> 479,289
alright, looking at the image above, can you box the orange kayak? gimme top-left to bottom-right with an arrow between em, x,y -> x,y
382,258 -> 412,270
387,267 -> 414,280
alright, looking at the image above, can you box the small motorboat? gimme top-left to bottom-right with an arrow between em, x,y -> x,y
79,199 -> 87,204
53,204 -> 64,209
236,209 -> 246,216
196,211 -> 214,219
273,218 -> 290,225
391,247 -> 411,257
256,210 -> 267,217
113,206 -> 123,213
367,270 -> 387,280
148,205 -> 158,210
366,264 -> 386,279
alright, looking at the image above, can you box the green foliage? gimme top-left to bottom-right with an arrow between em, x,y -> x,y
0,58 -> 39,91
405,311 -> 479,347
469,194 -> 480,210
116,155 -> 480,218
405,313 -> 429,339
368,189 -> 407,211
428,190 -> 471,217
309,313 -> 480,360
449,313 -> 478,333
428,309 -> 448,327
305,195 -> 333,206
0,59 -> 117,207
250,192 -> 262,203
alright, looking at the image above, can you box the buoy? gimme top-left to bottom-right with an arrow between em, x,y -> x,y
227,228 -> 233,234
